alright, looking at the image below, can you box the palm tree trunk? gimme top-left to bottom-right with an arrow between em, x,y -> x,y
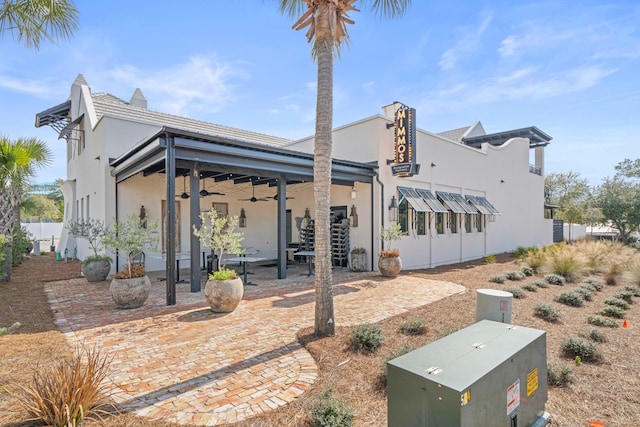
313,3 -> 335,336
0,189 -> 12,281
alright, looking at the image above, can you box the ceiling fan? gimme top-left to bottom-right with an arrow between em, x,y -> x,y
177,175 -> 190,199
268,193 -> 295,201
238,186 -> 268,203
199,178 -> 225,197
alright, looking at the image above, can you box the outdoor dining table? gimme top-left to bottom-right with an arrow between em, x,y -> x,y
294,250 -> 315,276
225,256 -> 269,286
149,253 -> 193,283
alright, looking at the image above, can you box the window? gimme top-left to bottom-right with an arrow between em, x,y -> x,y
436,213 -> 444,234
417,211 -> 426,235
465,214 -> 472,233
399,197 -> 409,233
449,212 -> 458,234
476,214 -> 483,232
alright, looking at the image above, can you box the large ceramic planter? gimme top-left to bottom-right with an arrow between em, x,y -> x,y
205,277 -> 244,313
350,252 -> 367,272
378,256 -> 402,277
81,259 -> 111,282
110,275 -> 151,309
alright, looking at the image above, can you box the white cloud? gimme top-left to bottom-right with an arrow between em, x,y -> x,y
0,75 -> 64,97
100,54 -> 248,117
438,15 -> 493,70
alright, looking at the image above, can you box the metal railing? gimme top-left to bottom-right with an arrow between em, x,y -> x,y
529,164 -> 542,175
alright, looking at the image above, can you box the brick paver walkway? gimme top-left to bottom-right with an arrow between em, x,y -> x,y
44,264 -> 465,425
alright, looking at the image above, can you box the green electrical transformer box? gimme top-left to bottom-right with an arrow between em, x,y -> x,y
387,320 -> 547,427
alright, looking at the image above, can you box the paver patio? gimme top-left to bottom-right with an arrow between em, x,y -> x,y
44,263 -> 465,425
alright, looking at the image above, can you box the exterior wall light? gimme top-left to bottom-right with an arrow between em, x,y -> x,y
139,205 -> 147,228
351,186 -> 357,199
303,207 -> 312,227
349,205 -> 358,227
389,195 -> 399,222
239,208 -> 247,228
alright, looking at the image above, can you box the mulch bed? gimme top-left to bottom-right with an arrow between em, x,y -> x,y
1,252 -> 639,426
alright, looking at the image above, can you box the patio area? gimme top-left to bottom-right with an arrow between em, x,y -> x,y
44,262 -> 465,426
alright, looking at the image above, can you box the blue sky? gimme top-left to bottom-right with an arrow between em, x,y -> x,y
1,0 -> 639,186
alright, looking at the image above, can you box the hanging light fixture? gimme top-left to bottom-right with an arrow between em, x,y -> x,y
389,195 -> 399,222
349,205 -> 358,227
180,175 -> 190,199
239,208 -> 247,228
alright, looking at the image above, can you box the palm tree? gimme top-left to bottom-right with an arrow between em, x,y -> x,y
0,136 -> 52,281
0,0 -> 78,49
279,0 -> 411,335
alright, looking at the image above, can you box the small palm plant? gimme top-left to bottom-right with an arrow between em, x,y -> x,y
193,208 -> 245,279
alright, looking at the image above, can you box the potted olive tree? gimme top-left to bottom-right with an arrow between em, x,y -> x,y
103,213 -> 159,309
66,219 -> 111,282
193,208 -> 245,313
376,223 -> 406,277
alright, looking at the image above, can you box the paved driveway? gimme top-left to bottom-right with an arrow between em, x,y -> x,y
45,264 -> 464,425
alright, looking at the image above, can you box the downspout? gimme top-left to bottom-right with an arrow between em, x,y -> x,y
115,176 -> 119,273
374,171 -> 384,271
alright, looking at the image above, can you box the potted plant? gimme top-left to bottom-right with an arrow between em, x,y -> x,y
103,213 -> 159,309
193,208 -> 245,313
376,223 -> 406,277
350,247 -> 367,272
66,219 -> 112,282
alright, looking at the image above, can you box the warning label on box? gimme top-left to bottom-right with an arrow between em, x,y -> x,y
507,379 -> 520,416
527,368 -> 538,396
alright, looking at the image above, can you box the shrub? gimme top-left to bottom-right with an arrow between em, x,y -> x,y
533,304 -> 562,322
589,329 -> 606,343
587,315 -> 619,328
11,227 -> 32,266
600,306 -> 626,319
310,388 -> 355,427
604,298 -> 630,310
579,283 -> 597,293
525,250 -> 546,272
544,274 -> 565,286
380,248 -> 400,258
613,291 -> 634,304
489,274 -> 506,284
521,266 -> 534,276
560,337 -> 602,363
350,324 -> 384,353
547,363 -> 573,387
573,287 -> 593,301
0,233 -> 9,280
623,285 -> 640,297
505,271 -> 526,281
209,268 -> 238,281
521,283 -> 537,292
0,322 -> 21,336
628,256 -> 640,285
511,246 -> 529,258
547,249 -> 583,281
484,255 -> 496,264
351,247 -> 366,254
14,346 -> 112,426
605,260 -> 625,286
398,319 -> 426,336
556,291 -> 584,307
504,286 -> 525,299
584,278 -> 603,291
531,279 -> 549,289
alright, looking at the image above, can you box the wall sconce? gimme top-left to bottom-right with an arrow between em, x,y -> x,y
431,162 -> 436,167
351,186 -> 357,199
389,195 -> 399,222
239,208 -> 247,228
500,179 -> 505,184
139,205 -> 147,228
349,205 -> 358,227
303,207 -> 312,227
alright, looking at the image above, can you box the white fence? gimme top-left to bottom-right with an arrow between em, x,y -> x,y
21,222 -> 62,248
563,223 -> 587,241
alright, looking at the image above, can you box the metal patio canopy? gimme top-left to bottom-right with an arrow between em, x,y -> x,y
110,127 -> 378,305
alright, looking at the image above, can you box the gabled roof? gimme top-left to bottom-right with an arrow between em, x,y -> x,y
436,125 -> 471,142
462,126 -> 552,149
91,93 -> 292,147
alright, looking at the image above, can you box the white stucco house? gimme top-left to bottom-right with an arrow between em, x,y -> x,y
35,75 -> 554,304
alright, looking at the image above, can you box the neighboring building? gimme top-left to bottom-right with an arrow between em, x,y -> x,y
35,75 -> 554,299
